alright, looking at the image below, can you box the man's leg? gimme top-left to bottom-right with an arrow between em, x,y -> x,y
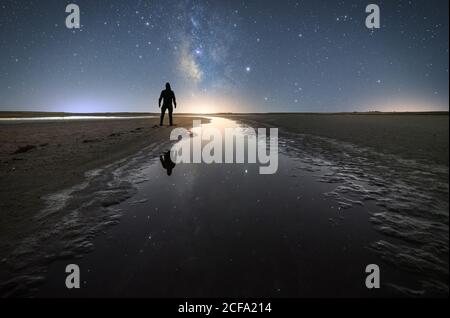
160,106 -> 166,126
168,106 -> 173,126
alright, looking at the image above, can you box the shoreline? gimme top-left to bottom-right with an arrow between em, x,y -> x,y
32,115 -> 448,297
216,113 -> 449,166
0,116 -> 208,258
0,110 -> 448,119
0,113 -> 448,297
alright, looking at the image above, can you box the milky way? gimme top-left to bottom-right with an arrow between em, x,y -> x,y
0,0 -> 448,113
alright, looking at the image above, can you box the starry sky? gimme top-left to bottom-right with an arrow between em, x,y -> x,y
0,0 -> 448,113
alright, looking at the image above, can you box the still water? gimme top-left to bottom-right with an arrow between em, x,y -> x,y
30,117 -> 392,297
3,117 -> 444,297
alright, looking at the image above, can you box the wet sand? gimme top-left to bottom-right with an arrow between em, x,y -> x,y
219,113 -> 449,166
38,152 -> 384,298
218,113 -> 449,296
28,117 -> 382,298
0,116 -> 207,267
0,113 -> 448,298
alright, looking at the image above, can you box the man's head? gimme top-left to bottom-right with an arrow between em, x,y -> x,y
165,82 -> 171,90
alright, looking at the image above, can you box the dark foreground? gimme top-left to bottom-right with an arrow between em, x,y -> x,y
0,114 -> 448,297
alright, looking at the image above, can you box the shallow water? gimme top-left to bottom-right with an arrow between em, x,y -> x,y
275,125 -> 449,296
1,117 -> 447,297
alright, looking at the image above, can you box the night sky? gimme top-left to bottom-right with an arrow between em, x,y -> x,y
0,0 -> 448,113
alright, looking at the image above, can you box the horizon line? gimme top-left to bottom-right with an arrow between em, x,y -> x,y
0,110 -> 449,115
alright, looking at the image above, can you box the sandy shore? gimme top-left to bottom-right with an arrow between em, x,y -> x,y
0,113 -> 448,297
27,114 -> 447,298
0,116 -> 206,257
215,113 -> 449,296
220,113 -> 449,166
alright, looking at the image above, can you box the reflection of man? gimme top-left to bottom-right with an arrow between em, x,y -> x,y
158,82 -> 177,126
160,151 -> 176,176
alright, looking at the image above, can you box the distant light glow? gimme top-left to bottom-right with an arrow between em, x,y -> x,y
62,99 -> 111,113
367,97 -> 447,112
181,95 -> 238,113
0,1 -> 447,113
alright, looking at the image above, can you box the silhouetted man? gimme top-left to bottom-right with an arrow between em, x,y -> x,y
160,151 -> 176,176
159,82 -> 177,126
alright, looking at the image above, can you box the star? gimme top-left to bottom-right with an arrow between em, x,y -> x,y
0,0 -> 447,114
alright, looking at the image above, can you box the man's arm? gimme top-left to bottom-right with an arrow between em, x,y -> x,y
173,92 -> 177,108
158,91 -> 163,108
